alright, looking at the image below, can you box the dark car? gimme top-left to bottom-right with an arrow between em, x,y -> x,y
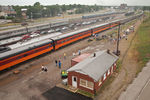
0,47 -> 11,53
21,22 -> 28,26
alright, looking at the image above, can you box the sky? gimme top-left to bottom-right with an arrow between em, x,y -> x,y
0,0 -> 150,6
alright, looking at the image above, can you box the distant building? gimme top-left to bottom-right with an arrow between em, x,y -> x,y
66,8 -> 76,14
67,50 -> 118,94
120,3 -> 128,9
0,5 -> 16,17
21,8 -> 27,19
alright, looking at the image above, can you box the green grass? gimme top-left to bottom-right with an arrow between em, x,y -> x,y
135,15 -> 150,75
0,23 -> 20,27
77,89 -> 94,98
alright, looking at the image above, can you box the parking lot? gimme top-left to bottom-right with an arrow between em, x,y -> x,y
43,87 -> 93,100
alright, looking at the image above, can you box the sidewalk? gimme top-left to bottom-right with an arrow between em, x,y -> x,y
119,61 -> 150,100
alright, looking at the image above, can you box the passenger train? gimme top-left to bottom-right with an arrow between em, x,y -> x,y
0,13 -> 143,71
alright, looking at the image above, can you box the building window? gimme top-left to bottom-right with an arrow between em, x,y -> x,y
103,73 -> 106,80
80,79 -> 86,86
87,81 -> 94,89
80,79 -> 94,90
111,66 -> 113,73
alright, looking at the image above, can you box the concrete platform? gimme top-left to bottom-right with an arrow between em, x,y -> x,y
119,61 -> 150,100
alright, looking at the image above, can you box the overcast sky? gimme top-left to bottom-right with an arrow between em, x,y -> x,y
0,0 -> 150,6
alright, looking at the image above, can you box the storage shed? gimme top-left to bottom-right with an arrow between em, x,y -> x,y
67,50 -> 118,94
71,53 -> 90,66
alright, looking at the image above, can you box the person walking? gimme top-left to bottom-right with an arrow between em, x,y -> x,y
55,60 -> 58,66
58,60 -> 61,69
64,53 -> 66,59
78,50 -> 81,55
44,66 -> 48,72
41,65 -> 45,71
73,52 -> 76,56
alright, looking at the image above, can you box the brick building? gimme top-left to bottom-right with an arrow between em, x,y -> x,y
71,53 -> 90,66
67,50 -> 118,94
0,5 -> 16,17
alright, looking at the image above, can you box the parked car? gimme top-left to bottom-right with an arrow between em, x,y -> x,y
48,29 -> 55,33
40,31 -> 47,34
0,47 -> 11,53
22,34 -> 31,40
62,26 -> 68,30
21,22 -> 28,26
76,23 -> 81,26
69,24 -> 74,28
55,28 -> 61,32
30,34 -> 40,38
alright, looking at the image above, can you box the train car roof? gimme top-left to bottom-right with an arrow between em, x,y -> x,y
0,27 -> 25,35
51,27 -> 92,40
0,39 -> 52,60
0,36 -> 22,46
51,22 -> 112,40
8,32 -> 62,49
90,22 -> 110,29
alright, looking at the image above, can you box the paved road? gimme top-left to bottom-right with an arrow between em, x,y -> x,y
43,86 -> 92,100
119,61 -> 150,100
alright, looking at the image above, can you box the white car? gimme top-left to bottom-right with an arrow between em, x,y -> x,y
55,28 -> 61,32
76,23 -> 81,26
30,34 -> 40,38
69,24 -> 74,28
62,27 -> 68,30
48,29 -> 55,33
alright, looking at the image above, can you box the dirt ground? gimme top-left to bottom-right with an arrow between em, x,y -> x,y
0,17 -> 142,100
95,19 -> 143,100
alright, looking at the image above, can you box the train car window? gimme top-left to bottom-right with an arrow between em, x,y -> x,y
17,56 -> 22,59
57,41 -> 61,44
24,54 -> 28,57
46,46 -> 49,49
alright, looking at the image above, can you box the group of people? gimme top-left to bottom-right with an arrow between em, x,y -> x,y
55,60 -> 61,68
41,60 -> 61,72
41,50 -> 82,71
41,65 -> 48,72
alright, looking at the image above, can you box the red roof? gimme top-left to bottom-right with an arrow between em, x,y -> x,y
72,53 -> 90,63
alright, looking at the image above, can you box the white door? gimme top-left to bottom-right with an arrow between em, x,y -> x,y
72,76 -> 77,88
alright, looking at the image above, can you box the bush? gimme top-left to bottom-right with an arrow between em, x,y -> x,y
6,16 -> 14,19
0,16 -> 5,19
12,18 -> 22,23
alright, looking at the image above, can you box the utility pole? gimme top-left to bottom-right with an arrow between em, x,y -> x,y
31,12 -> 33,20
116,22 -> 121,56
25,26 -> 28,33
49,23 -> 51,28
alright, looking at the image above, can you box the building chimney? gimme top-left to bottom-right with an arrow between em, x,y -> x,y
93,53 -> 96,57
107,49 -> 110,54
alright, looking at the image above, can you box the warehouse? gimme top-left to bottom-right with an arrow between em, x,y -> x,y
67,50 -> 118,94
